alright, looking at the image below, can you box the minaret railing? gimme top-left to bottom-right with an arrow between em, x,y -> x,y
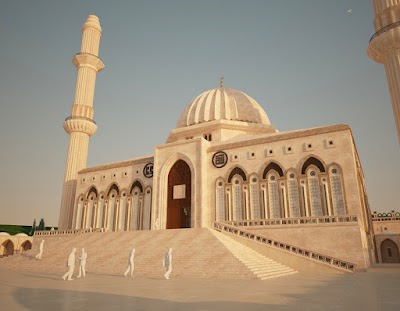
369,20 -> 400,43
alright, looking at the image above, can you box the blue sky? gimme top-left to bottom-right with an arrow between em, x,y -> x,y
0,0 -> 399,226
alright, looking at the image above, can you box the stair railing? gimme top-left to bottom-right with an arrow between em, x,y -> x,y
213,221 -> 356,272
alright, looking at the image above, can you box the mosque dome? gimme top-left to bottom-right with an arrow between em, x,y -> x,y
176,87 -> 271,128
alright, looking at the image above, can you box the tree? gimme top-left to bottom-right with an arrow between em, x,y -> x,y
38,218 -> 45,231
29,218 -> 36,236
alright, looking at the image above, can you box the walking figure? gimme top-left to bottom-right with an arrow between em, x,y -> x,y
163,248 -> 173,280
62,248 -> 77,281
124,248 -> 135,277
77,248 -> 87,278
35,240 -> 45,259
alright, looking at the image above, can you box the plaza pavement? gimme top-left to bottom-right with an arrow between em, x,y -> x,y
0,267 -> 399,310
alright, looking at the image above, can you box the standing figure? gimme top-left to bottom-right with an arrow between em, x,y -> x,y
35,240 -> 45,259
163,248 -> 173,280
62,248 -> 77,281
77,248 -> 87,278
124,248 -> 136,277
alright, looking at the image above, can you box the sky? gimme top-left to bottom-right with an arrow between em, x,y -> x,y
0,0 -> 399,226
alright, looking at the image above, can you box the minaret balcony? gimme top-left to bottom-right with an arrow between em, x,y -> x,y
64,116 -> 97,136
72,53 -> 105,72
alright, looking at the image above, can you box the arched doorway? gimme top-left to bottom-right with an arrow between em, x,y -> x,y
167,160 -> 191,229
1,240 -> 14,257
381,239 -> 400,263
20,240 -> 32,253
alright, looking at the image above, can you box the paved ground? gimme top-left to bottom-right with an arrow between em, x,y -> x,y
0,267 -> 400,310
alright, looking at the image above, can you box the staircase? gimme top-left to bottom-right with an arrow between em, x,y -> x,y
0,228 -> 297,280
210,229 -> 298,280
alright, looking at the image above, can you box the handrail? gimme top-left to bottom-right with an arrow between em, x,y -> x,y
65,116 -> 97,125
369,21 -> 400,43
222,215 -> 358,227
34,228 -> 105,236
213,221 -> 356,272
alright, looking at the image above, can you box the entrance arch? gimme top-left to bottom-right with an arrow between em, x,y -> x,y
167,160 -> 191,229
1,240 -> 14,257
20,240 -> 32,253
381,239 -> 400,263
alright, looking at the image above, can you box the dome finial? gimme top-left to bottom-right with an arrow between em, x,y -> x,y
219,75 -> 224,88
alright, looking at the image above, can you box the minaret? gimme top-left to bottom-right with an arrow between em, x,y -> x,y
368,0 -> 400,144
58,15 -> 105,229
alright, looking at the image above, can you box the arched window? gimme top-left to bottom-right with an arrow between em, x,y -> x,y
75,195 -> 84,229
301,157 -> 326,174
118,191 -> 128,231
287,171 -> 301,217
142,187 -> 152,230
228,167 -> 247,183
131,187 -> 142,230
307,167 -> 323,216
263,162 -> 284,179
85,191 -> 97,229
267,171 -> 281,218
249,175 -> 261,219
96,194 -> 105,228
329,165 -> 346,215
107,190 -> 118,231
232,176 -> 244,220
215,178 -> 226,221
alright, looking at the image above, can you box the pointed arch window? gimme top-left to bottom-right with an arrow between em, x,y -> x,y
329,165 -> 346,215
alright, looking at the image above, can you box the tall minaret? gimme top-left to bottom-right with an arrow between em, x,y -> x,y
368,0 -> 400,144
58,15 -> 105,229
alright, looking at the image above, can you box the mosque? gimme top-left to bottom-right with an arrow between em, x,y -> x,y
51,12 -> 384,274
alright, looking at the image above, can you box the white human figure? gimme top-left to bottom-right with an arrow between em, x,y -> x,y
155,218 -> 160,230
124,248 -> 135,277
62,248 -> 77,281
163,248 -> 173,280
35,240 -> 45,259
77,248 -> 87,278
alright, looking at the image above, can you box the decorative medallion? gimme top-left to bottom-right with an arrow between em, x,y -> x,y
143,163 -> 154,178
212,151 -> 228,168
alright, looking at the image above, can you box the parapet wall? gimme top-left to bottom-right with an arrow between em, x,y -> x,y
244,223 -> 369,271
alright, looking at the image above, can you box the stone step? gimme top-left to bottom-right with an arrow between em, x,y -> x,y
260,271 -> 299,280
209,229 -> 297,280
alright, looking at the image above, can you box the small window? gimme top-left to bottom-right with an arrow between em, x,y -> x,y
101,175 -> 106,181
203,133 -> 212,141
82,178 -> 86,183
285,146 -> 294,154
91,176 -> 96,181
325,139 -> 335,148
388,248 -> 392,257
265,148 -> 274,157
248,152 -> 256,160
232,154 -> 239,162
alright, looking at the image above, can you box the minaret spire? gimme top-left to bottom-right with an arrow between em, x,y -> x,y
368,0 -> 400,144
58,15 -> 105,229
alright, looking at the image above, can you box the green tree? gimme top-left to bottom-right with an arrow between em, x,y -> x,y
38,218 -> 45,231
29,218 -> 36,236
